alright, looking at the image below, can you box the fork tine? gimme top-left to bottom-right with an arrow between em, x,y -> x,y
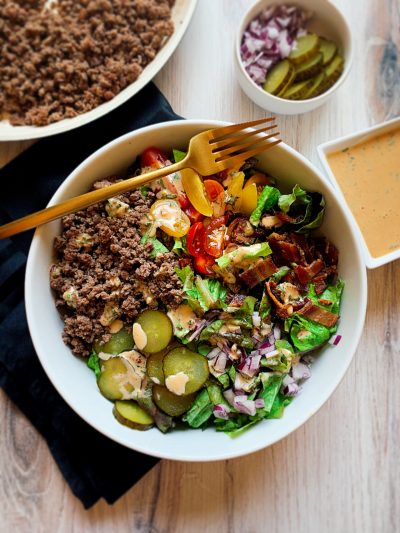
217,138 -> 282,167
208,117 -> 275,141
211,124 -> 278,151
215,132 -> 280,161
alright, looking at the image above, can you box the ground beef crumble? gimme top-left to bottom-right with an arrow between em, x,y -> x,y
50,180 -> 183,357
0,0 -> 175,126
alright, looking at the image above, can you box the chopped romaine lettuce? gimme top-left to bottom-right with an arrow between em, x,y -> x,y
249,185 -> 281,226
259,373 -> 284,413
173,149 -> 186,163
140,235 -> 169,257
271,265 -> 290,282
307,280 -> 344,314
217,372 -> 230,389
216,242 -> 272,269
284,314 -> 335,352
206,381 -> 230,407
172,236 -> 187,255
182,388 -> 213,428
265,393 -> 293,418
295,193 -> 325,233
199,320 -> 224,341
278,184 -> 308,213
259,290 -> 272,320
87,351 -> 101,378
175,266 -> 227,312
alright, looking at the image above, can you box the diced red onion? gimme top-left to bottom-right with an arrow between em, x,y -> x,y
259,346 -> 278,356
206,347 -> 222,360
291,362 -> 311,381
281,375 -> 299,397
252,312 -> 261,328
186,320 -> 208,342
273,324 -> 281,340
223,389 -> 236,405
262,349 -> 279,359
240,5 -> 312,85
328,334 -> 342,346
238,354 -> 262,378
233,395 -> 257,416
255,398 -> 265,409
213,404 -> 231,420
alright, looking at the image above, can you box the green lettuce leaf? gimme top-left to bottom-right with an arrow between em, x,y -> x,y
175,267 -> 227,312
307,279 -> 344,314
206,381 -> 230,407
215,415 -> 260,437
87,351 -> 101,378
265,393 -> 293,418
229,296 -> 257,328
259,373 -> 284,414
172,236 -> 187,255
259,290 -> 272,320
249,185 -> 281,226
278,184 -> 308,213
284,314 -> 335,352
182,389 -> 213,428
216,242 -> 272,269
140,235 -> 169,257
173,149 -> 186,163
217,372 -> 230,389
199,320 -> 224,341
295,193 -> 325,233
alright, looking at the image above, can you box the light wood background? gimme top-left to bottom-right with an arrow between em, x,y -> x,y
1,1 -> 399,532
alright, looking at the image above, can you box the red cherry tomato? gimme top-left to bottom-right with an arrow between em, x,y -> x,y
140,147 -> 169,169
204,216 -> 228,258
204,180 -> 224,201
185,204 -> 205,224
178,193 -> 191,210
187,222 -> 206,257
194,253 -> 216,276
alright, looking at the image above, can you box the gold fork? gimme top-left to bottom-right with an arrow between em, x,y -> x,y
0,118 -> 280,239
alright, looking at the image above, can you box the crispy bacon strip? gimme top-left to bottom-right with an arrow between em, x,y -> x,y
295,259 -> 324,284
298,301 -> 338,328
239,257 -> 278,288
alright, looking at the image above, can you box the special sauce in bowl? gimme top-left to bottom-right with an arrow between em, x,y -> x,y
326,126 -> 400,259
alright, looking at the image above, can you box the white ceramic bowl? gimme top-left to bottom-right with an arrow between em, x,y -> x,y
234,0 -> 353,115
25,120 -> 367,461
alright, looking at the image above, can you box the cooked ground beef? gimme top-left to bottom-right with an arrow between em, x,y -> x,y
50,180 -> 183,357
0,0 -> 175,126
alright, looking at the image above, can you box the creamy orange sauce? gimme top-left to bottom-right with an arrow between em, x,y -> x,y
327,127 -> 400,258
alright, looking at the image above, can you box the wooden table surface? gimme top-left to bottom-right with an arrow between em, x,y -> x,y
1,1 -> 399,532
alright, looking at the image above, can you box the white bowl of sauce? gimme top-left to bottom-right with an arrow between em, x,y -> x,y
318,117 -> 400,269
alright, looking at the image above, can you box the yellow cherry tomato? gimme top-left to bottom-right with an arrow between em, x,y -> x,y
227,171 -> 245,197
180,169 -> 213,217
236,183 -> 258,217
149,199 -> 190,238
244,172 -> 272,188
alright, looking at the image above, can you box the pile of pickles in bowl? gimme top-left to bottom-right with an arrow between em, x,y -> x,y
263,33 -> 344,100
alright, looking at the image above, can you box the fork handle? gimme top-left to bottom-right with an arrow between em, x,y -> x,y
0,160 -> 187,240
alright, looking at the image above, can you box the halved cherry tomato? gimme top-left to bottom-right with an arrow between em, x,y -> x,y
244,172 -> 272,188
204,179 -> 225,217
194,253 -> 215,276
149,199 -> 190,238
178,193 -> 191,210
141,146 -> 188,206
204,216 -> 228,258
180,168 -> 213,217
187,222 -> 206,257
204,180 -> 224,201
184,204 -> 205,224
140,147 -> 168,168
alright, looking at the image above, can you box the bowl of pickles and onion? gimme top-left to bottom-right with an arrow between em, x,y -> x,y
235,0 -> 353,114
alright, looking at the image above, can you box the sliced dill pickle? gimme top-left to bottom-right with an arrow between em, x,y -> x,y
263,59 -> 295,95
94,328 -> 134,355
153,385 -> 195,417
302,71 -> 326,98
281,79 -> 314,100
135,310 -> 173,354
319,55 -> 344,93
147,342 -> 181,386
319,38 -> 338,66
289,33 -> 320,64
113,400 -> 154,430
163,347 -> 209,395
294,52 -> 323,81
97,358 -> 129,400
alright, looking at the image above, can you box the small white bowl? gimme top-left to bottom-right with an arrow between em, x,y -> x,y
25,120 -> 367,461
318,116 -> 400,269
234,0 -> 353,115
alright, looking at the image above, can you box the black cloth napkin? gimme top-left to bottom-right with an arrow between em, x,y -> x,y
0,83 -> 182,508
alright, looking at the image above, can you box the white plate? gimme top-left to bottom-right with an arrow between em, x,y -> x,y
25,120 -> 367,461
317,116 -> 400,269
0,0 -> 197,141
